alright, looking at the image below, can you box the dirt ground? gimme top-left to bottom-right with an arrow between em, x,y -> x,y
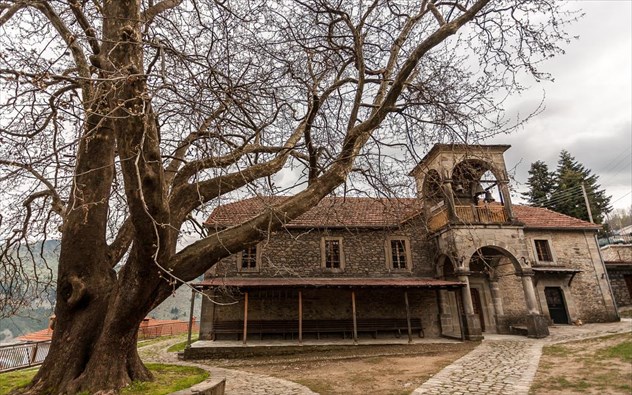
213,343 -> 477,395
530,333 -> 632,395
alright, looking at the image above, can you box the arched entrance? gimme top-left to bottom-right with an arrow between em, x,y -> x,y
466,245 -> 539,334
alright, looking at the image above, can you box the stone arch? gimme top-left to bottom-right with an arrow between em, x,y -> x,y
422,169 -> 443,203
451,159 -> 504,203
436,254 -> 458,278
462,243 -> 526,275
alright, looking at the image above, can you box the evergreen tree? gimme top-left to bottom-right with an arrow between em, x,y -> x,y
522,160 -> 555,207
549,150 -> 612,223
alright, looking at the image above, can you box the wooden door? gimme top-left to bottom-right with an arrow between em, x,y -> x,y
545,287 -> 569,324
470,288 -> 485,332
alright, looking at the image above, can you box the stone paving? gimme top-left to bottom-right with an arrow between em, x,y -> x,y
141,319 -> 631,395
413,319 -> 632,395
140,337 -> 316,395
412,338 -> 541,395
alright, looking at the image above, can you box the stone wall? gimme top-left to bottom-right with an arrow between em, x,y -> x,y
432,225 -> 618,328
606,266 -> 632,307
208,218 -> 436,278
525,229 -> 619,323
601,244 -> 632,307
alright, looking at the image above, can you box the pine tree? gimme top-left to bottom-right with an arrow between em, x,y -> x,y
549,150 -> 612,223
522,160 -> 555,207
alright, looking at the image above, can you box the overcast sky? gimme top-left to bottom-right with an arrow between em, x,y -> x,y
491,1 -> 632,210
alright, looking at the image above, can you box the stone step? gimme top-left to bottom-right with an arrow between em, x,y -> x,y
509,325 -> 529,337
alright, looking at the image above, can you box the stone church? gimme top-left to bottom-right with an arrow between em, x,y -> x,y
196,144 -> 619,343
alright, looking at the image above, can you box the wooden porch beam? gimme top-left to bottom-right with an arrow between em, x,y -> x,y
404,290 -> 412,344
352,290 -> 358,344
243,291 -> 248,345
298,290 -> 303,345
186,287 -> 195,348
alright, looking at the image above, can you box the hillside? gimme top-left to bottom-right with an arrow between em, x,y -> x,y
0,240 -> 201,343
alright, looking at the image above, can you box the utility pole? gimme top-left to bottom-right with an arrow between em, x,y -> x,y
581,182 -> 594,223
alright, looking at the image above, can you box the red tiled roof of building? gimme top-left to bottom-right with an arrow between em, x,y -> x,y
205,196 -> 423,229
512,205 -> 601,230
205,196 -> 600,231
17,328 -> 53,342
16,318 -> 191,343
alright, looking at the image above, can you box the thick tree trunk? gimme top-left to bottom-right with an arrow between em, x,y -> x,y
23,253 -> 162,394
26,321 -> 150,395
24,2 -> 176,392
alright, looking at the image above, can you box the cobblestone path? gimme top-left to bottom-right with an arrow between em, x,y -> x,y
413,319 -> 632,395
412,339 -> 541,395
139,337 -> 316,395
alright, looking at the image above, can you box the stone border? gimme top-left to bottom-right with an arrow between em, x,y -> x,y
168,377 -> 225,395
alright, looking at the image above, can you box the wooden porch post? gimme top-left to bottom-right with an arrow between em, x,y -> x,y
404,290 -> 412,344
243,291 -> 249,345
298,290 -> 303,345
186,287 -> 195,348
351,290 -> 358,344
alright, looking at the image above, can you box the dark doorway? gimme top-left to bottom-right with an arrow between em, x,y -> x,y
624,275 -> 632,299
545,287 -> 569,324
470,288 -> 486,331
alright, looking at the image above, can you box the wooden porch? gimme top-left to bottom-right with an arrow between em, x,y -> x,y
428,204 -> 508,232
192,277 -> 464,348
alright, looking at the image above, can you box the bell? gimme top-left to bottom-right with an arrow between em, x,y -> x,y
484,190 -> 495,203
470,181 -> 485,196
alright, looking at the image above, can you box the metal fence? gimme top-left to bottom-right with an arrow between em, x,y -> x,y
0,340 -> 50,373
0,320 -> 198,372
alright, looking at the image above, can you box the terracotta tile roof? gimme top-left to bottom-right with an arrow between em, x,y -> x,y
205,196 -> 422,229
195,277 -> 463,288
17,328 -> 53,342
205,196 -> 600,231
601,244 -> 632,263
512,205 -> 601,230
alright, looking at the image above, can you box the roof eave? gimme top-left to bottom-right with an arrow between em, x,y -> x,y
523,226 -> 601,231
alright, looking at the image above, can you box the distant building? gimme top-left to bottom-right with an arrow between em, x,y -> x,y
615,225 -> 632,237
196,144 -> 619,343
602,244 -> 632,308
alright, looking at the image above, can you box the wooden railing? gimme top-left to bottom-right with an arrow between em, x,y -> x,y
427,206 -> 449,232
428,205 -> 508,232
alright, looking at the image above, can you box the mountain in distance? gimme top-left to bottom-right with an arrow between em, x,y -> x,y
0,240 -> 201,343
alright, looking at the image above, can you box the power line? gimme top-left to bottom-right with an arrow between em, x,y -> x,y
528,185 -> 583,206
611,191 -> 632,206
601,146 -> 631,174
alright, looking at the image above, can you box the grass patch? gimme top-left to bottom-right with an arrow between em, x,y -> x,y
541,344 -> 567,357
619,310 -> 632,319
294,379 -> 335,394
137,333 -> 188,348
0,364 -> 208,395
123,363 -> 208,395
167,335 -> 199,353
598,339 -> 632,362
0,367 -> 39,394
530,333 -> 632,395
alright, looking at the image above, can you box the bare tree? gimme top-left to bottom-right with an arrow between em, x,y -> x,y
0,0 -> 575,393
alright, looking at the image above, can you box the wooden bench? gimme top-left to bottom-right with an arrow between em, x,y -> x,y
211,318 -> 424,340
